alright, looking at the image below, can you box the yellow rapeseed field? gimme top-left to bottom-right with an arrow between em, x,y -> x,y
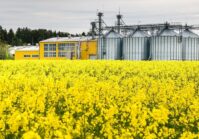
0,61 -> 199,139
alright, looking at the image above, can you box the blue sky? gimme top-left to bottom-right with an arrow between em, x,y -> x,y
0,0 -> 199,33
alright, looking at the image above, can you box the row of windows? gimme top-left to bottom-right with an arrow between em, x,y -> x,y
32,55 -> 39,58
43,52 -> 75,58
58,52 -> 75,58
44,44 -> 56,51
43,43 -> 77,58
59,43 -> 76,47
44,52 -> 56,57
24,55 -> 39,58
59,46 -> 76,51
44,43 -> 77,51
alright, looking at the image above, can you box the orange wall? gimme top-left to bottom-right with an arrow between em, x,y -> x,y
15,51 -> 39,60
80,40 -> 97,60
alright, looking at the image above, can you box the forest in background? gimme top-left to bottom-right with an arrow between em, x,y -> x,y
0,25 -> 88,46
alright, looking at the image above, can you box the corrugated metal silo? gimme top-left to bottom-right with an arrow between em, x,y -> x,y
181,29 -> 199,60
123,29 -> 149,60
150,28 -> 182,60
98,30 -> 122,60
98,37 -> 104,59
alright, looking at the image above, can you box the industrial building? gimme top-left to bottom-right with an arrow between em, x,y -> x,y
39,37 -> 97,60
94,12 -> 199,61
12,37 -> 97,60
14,46 -> 39,60
98,26 -> 199,61
150,27 -> 182,60
98,29 -> 122,60
11,12 -> 199,61
123,29 -> 149,60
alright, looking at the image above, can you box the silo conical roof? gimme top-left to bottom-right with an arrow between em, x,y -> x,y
159,29 -> 178,36
181,29 -> 199,38
105,29 -> 122,38
128,30 -> 149,37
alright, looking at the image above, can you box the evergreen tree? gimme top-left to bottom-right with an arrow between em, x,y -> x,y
0,26 -> 8,43
7,29 -> 14,45
82,32 -> 86,36
0,25 -> 72,46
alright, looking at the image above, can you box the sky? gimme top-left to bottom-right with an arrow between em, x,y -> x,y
0,0 -> 199,34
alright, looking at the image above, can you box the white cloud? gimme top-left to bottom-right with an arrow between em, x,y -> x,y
0,0 -> 199,33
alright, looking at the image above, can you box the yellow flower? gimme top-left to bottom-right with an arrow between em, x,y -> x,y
0,61 -> 199,138
22,131 -> 41,139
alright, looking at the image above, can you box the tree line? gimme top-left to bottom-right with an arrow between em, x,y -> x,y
0,25 -> 88,46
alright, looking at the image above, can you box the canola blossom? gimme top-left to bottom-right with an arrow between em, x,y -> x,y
0,60 -> 199,139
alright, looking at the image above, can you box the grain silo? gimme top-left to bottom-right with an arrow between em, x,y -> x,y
98,37 -> 104,59
150,26 -> 182,60
98,29 -> 122,60
181,29 -> 199,60
123,29 -> 149,60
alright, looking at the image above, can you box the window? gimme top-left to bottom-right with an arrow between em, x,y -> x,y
44,52 -> 48,57
58,52 -> 72,59
44,44 -> 56,51
44,52 -> 56,57
58,43 -> 76,50
24,55 -> 30,58
58,43 -> 77,58
89,55 -> 97,60
44,44 -> 48,51
32,55 -> 39,58
44,44 -> 56,57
